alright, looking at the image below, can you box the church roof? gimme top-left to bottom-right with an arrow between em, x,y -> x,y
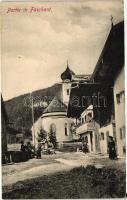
43,97 -> 67,114
61,63 -> 75,81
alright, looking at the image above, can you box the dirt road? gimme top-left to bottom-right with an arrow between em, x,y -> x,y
2,152 -> 125,191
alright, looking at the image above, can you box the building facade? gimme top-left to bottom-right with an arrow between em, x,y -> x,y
91,21 -> 125,157
75,105 -> 100,153
113,67 -> 125,156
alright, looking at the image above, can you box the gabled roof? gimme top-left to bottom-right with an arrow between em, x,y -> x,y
67,83 -> 114,125
43,96 -> 67,114
91,21 -> 124,84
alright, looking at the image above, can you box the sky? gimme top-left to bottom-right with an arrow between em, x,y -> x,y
1,0 -> 123,100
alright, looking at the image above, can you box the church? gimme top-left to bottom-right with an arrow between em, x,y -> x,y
31,63 -> 90,148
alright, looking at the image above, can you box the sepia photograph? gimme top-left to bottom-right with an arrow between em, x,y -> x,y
1,0 -> 126,198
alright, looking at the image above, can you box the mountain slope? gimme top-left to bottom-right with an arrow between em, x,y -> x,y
4,84 -> 62,132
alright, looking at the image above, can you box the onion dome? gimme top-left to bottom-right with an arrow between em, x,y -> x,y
61,61 -> 75,82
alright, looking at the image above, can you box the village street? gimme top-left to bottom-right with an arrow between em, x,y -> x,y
2,151 -> 125,194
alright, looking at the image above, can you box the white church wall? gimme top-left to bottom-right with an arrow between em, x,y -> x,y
41,114 -> 74,143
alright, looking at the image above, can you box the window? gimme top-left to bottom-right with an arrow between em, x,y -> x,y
123,146 -> 126,154
85,115 -> 89,123
101,132 -> 104,140
70,123 -> 74,134
50,123 -> 56,134
85,115 -> 87,122
82,118 -> 84,124
120,128 -> 123,139
120,126 -> 125,140
67,89 -> 70,95
88,113 -> 92,122
65,123 -> 68,136
106,131 -> 109,140
120,91 -> 125,102
116,91 -> 125,104
123,126 -> 125,138
116,94 -> 120,104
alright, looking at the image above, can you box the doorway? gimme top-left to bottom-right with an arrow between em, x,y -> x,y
90,132 -> 93,151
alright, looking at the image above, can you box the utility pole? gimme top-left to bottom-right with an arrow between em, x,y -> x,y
30,92 -> 36,152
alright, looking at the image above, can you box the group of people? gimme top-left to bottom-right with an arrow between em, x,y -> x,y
20,139 -> 56,160
21,135 -> 117,160
20,141 -> 34,159
36,139 -> 55,159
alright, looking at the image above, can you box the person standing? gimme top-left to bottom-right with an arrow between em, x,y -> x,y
20,141 -> 25,152
20,141 -> 27,161
36,142 -> 42,159
108,136 -> 117,160
82,140 -> 89,153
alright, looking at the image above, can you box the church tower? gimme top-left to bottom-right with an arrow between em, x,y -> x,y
61,61 -> 75,106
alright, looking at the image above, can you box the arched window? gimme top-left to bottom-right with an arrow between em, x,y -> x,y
101,132 -> 104,140
67,89 -> 70,95
85,115 -> 87,122
50,123 -> 56,135
65,123 -> 68,136
82,118 -> 84,124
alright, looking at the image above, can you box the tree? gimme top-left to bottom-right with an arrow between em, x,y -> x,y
38,127 -> 47,142
49,123 -> 57,148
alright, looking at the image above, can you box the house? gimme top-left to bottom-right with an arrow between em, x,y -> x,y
75,105 -> 100,153
1,95 -> 24,154
67,82 -> 113,153
91,21 -> 125,157
68,21 -> 124,156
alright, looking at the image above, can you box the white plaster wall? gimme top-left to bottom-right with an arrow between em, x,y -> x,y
62,82 -> 71,106
113,67 -> 125,157
41,115 -> 74,142
99,124 -> 113,154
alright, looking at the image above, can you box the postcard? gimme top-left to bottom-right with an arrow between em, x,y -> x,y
1,0 -> 126,198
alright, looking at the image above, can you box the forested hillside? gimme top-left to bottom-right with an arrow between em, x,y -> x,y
4,84 -> 62,133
